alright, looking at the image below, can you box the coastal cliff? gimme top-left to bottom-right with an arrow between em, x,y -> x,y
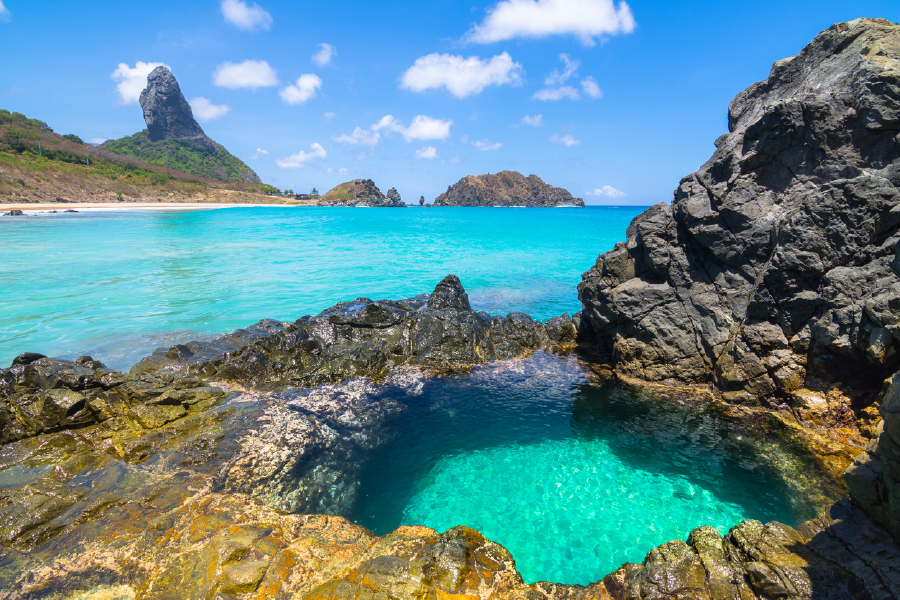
578,18 -> 900,408
434,171 -> 584,207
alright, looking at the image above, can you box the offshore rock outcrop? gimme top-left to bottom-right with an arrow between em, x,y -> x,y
435,171 -> 585,207
132,274 -> 570,387
139,66 -> 206,142
318,179 -> 405,207
578,18 -> 900,405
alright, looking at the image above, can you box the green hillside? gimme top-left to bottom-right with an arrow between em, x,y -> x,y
102,130 -> 261,184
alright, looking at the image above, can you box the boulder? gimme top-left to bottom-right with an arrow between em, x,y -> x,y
578,18 -> 900,403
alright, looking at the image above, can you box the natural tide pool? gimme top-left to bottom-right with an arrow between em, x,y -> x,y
0,206 -> 644,369
348,353 -> 834,586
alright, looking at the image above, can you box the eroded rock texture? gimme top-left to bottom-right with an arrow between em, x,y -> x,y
132,275 -> 572,388
139,66 -> 206,142
846,370 -> 900,541
434,170 -> 585,207
578,18 -> 900,403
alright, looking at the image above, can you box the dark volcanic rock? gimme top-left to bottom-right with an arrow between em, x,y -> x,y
131,276 -> 565,387
578,18 -> 900,403
318,179 -> 404,207
2,209 -> 24,216
434,170 -> 584,207
139,66 -> 206,142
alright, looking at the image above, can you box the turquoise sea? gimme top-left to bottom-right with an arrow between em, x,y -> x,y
1,205 -> 828,586
0,206 -> 644,369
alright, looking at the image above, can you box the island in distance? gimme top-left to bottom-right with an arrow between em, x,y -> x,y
317,179 -> 405,207
434,170 -> 585,207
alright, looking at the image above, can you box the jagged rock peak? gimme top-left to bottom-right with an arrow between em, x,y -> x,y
434,170 -> 584,207
427,274 -> 472,311
139,66 -> 206,143
577,18 -> 900,403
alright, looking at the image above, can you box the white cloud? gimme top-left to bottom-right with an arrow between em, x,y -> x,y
279,74 -> 322,104
545,54 -> 579,85
472,139 -> 503,151
213,60 -> 278,90
111,61 -> 169,105
333,127 -> 381,146
312,43 -> 336,67
323,111 -> 336,121
89,137 -> 108,145
532,86 -> 580,101
466,0 -> 636,46
276,142 -> 327,169
334,114 -> 452,146
220,0 -> 272,31
550,133 -> 580,146
0,1 -> 10,21
581,76 -> 603,99
402,115 -> 452,142
400,52 -> 523,99
327,166 -> 349,175
357,151 -> 368,160
248,148 -> 270,160
416,146 -> 438,159
448,156 -> 461,164
522,114 -> 542,127
190,97 -> 231,121
587,185 -> 625,198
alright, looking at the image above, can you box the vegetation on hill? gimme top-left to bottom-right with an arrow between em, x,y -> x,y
101,130 -> 261,184
0,109 -> 280,203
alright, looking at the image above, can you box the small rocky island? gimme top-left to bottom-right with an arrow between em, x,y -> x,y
434,170 -> 584,207
317,179 -> 405,207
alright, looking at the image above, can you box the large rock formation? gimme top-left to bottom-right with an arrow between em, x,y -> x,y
101,67 -> 262,184
434,171 -> 585,207
578,18 -> 900,403
130,275 -> 573,386
140,66 -> 206,142
318,179 -> 404,207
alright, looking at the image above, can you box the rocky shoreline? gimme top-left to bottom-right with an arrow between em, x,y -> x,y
1,16 -> 899,600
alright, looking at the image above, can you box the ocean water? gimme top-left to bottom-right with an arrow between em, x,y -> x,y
0,206 -> 644,369
350,354 -> 808,585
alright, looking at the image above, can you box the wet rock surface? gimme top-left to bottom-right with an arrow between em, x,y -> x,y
318,179 -> 405,207
434,170 -> 584,207
578,18 -> 900,407
131,275 -> 568,388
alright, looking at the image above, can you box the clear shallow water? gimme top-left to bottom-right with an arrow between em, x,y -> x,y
351,354 -> 808,586
0,206 -> 644,369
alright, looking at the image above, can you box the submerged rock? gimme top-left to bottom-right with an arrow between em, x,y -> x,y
435,170 -> 584,207
131,275 -> 573,388
578,18 -> 900,406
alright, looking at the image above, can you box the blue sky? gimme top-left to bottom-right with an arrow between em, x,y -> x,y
1,1 -> 897,205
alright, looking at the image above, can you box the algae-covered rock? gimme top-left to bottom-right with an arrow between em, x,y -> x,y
131,275 -> 551,389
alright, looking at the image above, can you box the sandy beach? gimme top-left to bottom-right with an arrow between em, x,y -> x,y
0,201 -> 299,212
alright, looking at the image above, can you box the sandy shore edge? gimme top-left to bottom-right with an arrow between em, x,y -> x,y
0,201 -> 295,212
